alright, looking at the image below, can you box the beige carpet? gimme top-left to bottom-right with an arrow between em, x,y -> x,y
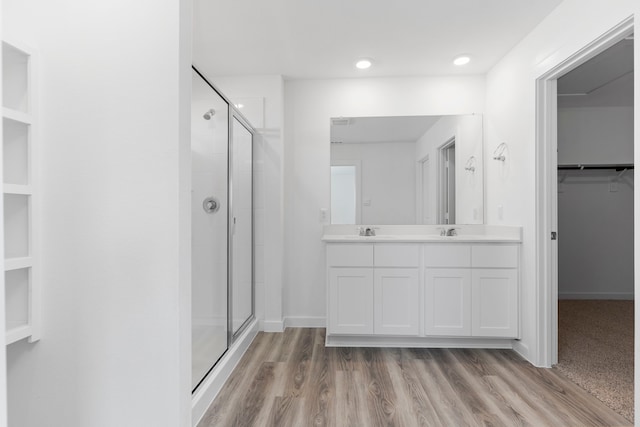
555,300 -> 634,423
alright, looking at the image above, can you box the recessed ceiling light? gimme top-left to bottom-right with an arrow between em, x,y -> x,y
453,55 -> 471,66
355,58 -> 373,69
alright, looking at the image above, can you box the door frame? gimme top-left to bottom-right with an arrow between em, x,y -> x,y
418,154 -> 430,224
438,137 -> 456,224
534,17 -> 634,367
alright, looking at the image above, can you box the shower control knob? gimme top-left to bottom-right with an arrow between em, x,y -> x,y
203,197 -> 220,214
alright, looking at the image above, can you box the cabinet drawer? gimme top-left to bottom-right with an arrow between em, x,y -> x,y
375,244 -> 420,267
327,244 -> 373,267
472,245 -> 518,268
424,244 -> 471,267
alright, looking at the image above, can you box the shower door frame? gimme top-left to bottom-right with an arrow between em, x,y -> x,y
191,66 -> 256,392
228,109 -> 256,343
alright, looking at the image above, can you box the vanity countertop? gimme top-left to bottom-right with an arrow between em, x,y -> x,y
321,225 -> 522,243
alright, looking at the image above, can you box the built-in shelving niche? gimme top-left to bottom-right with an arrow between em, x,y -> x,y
2,39 -> 39,345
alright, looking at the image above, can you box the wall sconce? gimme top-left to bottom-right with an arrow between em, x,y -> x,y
464,156 -> 476,172
493,142 -> 508,161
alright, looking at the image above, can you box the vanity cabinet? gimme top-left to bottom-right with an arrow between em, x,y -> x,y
326,239 -> 520,344
424,244 -> 519,338
327,244 -> 419,336
374,268 -> 419,335
328,267 -> 374,334
424,268 -> 472,336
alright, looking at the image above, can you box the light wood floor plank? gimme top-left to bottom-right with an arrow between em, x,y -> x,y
335,370 -> 371,427
197,329 -> 631,427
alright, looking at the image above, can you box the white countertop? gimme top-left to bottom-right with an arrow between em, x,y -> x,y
321,225 -> 522,243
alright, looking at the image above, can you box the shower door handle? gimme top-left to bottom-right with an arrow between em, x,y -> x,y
203,197 -> 220,214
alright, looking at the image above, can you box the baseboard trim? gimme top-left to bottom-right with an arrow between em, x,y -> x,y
325,335 -> 515,349
260,319 -> 285,332
558,292 -> 634,300
192,319 -> 259,427
284,316 -> 326,328
512,340 -> 534,365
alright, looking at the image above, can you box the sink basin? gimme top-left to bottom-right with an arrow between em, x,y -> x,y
324,234 -> 399,240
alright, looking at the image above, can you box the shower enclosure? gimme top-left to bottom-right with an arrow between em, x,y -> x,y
191,67 -> 254,392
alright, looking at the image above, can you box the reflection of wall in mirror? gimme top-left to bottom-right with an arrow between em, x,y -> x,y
415,115 -> 483,224
331,142 -> 416,224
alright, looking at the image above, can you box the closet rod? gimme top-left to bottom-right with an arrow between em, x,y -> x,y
558,164 -> 634,171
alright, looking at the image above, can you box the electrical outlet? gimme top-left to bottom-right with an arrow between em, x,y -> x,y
319,208 -> 328,223
498,205 -> 503,221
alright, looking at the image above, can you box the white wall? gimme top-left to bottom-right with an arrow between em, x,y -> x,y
558,106 -> 634,165
331,141 -> 416,224
484,0 -> 639,367
0,0 -> 8,425
210,75 -> 285,331
415,114 -> 484,225
558,170 -> 634,298
284,76 -> 485,323
3,0 -> 192,425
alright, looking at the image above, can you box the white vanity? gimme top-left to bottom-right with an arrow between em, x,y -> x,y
322,225 -> 521,348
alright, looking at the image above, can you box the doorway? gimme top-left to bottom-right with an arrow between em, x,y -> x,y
438,138 -> 456,224
536,19 -> 634,422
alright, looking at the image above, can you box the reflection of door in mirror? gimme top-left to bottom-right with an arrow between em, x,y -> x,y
420,156 -> 431,224
439,139 -> 456,224
331,160 -> 361,224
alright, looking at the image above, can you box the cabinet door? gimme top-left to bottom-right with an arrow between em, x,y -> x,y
374,268 -> 419,336
472,269 -> 518,338
424,268 -> 471,336
328,268 -> 374,334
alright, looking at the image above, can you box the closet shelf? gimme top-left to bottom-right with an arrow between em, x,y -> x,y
558,163 -> 634,171
4,257 -> 33,271
2,108 -> 32,125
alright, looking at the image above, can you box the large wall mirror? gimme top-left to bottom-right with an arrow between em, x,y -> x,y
330,114 -> 484,225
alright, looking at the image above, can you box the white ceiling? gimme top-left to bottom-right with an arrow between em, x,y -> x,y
193,0 -> 564,80
330,115 -> 441,144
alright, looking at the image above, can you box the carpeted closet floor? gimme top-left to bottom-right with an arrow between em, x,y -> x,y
555,300 -> 634,423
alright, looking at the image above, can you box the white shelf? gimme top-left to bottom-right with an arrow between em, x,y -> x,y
3,193 -> 30,259
4,257 -> 33,271
3,184 -> 32,195
6,324 -> 32,345
3,117 -> 30,185
2,41 -> 31,113
2,108 -> 32,125
3,38 -> 39,345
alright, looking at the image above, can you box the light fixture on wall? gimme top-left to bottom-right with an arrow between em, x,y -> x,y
493,142 -> 508,161
453,55 -> 471,66
465,156 -> 477,172
355,58 -> 373,69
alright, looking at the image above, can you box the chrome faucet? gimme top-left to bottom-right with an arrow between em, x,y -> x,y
357,226 -> 377,236
438,227 -> 458,236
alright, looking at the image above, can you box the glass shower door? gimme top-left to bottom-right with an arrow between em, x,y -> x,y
191,69 -> 229,391
230,115 -> 254,336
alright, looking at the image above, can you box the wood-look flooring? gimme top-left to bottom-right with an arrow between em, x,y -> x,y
197,328 -> 631,427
